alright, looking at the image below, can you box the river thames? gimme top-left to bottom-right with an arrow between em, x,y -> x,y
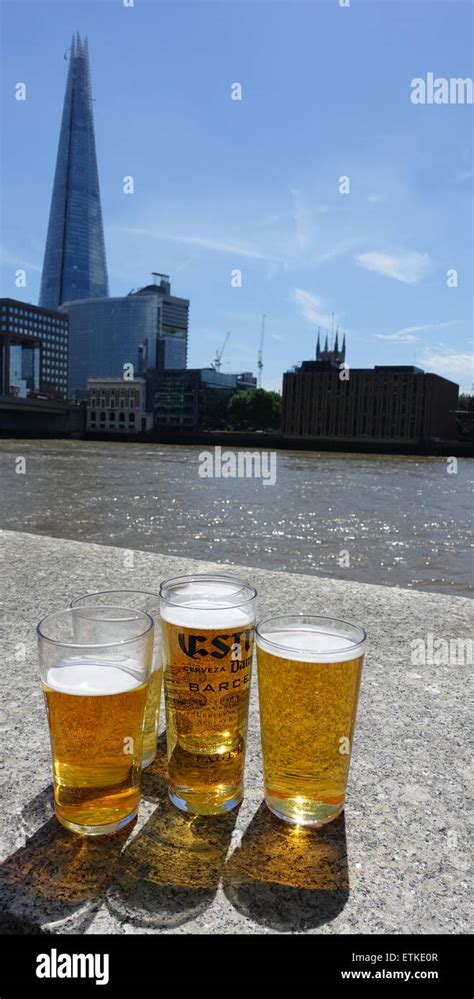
0,440 -> 472,597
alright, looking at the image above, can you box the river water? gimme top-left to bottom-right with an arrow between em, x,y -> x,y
0,440 -> 472,597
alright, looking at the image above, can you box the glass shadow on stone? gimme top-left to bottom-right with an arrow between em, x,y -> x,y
0,805 -> 134,933
106,798 -> 238,930
140,731 -> 168,804
222,803 -> 349,931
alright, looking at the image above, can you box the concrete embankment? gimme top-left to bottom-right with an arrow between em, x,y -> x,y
0,530 -> 471,934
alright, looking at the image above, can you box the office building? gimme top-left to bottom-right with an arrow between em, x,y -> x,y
86,377 -> 153,434
39,33 -> 108,310
282,339 -> 458,442
132,274 -> 189,370
0,298 -> 68,398
62,274 -> 189,397
146,368 -> 256,431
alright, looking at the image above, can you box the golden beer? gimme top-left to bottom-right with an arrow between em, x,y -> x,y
37,606 -> 153,835
70,590 -> 162,769
256,616 -> 366,826
160,575 -> 257,814
43,659 -> 148,832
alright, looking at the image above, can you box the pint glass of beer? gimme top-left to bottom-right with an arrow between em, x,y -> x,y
256,615 -> 366,826
160,574 -> 257,814
71,591 -> 162,768
37,606 -> 154,835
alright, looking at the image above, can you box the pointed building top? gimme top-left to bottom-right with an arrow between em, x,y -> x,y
39,34 -> 108,309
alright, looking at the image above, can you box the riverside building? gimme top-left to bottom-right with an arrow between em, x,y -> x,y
86,377 -> 153,434
61,274 -> 189,398
282,337 -> 458,443
0,298 -> 68,398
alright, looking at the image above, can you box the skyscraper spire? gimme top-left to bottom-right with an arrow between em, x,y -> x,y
324,332 -> 328,352
334,326 -> 339,353
342,332 -> 346,359
39,34 -> 109,309
316,328 -> 321,360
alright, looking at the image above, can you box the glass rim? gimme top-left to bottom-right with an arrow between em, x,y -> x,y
255,614 -> 367,659
71,589 -> 160,617
159,573 -> 257,609
37,605 -> 154,649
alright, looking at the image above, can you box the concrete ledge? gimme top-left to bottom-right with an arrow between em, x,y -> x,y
0,529 -> 471,934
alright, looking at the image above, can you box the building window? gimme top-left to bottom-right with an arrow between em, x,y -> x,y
129,412 -> 135,425
99,411 -> 106,425
119,412 -> 125,424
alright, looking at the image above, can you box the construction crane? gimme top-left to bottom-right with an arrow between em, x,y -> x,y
212,331 -> 230,371
258,314 -> 265,388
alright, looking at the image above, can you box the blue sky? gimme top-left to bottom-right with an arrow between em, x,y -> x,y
1,0 -> 473,390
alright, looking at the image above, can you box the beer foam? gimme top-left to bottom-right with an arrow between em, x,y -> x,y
161,580 -> 255,629
256,628 -> 366,663
45,656 -> 143,695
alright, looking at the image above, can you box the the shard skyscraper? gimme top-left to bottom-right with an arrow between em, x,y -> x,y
39,33 -> 109,310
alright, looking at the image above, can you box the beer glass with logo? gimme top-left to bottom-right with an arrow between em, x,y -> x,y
160,574 -> 257,814
256,614 -> 366,826
37,606 -> 154,835
71,591 -> 162,768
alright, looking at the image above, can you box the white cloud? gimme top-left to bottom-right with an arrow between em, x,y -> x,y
290,188 -> 309,251
271,333 -> 285,343
367,193 -> 385,204
0,249 -> 42,273
418,350 -> 474,377
108,225 -> 277,262
455,168 -> 474,183
376,332 -> 419,342
292,288 -> 336,329
355,250 -> 431,285
376,321 -> 463,342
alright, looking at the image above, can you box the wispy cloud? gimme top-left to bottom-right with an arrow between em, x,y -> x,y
0,249 -> 42,273
108,225 -> 278,262
271,333 -> 285,343
418,349 -> 474,377
376,321 -> 463,342
315,236 -> 361,264
290,188 -> 310,251
455,168 -> 474,183
376,332 -> 419,342
355,250 -> 431,285
367,193 -> 385,204
292,288 -> 337,330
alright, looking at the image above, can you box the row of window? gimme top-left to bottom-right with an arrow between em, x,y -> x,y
89,397 -> 139,408
2,324 -> 68,342
2,306 -> 66,325
90,411 -> 136,425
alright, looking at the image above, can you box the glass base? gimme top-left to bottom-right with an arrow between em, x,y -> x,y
55,808 -> 137,836
265,793 -> 344,828
168,785 -> 243,815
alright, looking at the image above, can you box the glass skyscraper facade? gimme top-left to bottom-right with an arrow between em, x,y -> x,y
39,33 -> 109,310
62,276 -> 189,397
61,295 -> 160,397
